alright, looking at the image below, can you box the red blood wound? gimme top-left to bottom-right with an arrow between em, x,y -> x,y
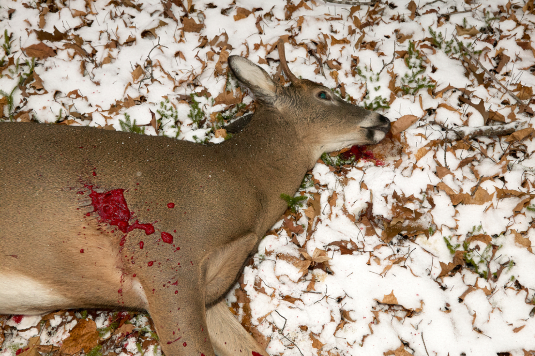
12,315 -> 23,324
167,202 -> 175,208
88,187 -> 155,235
139,241 -> 144,249
161,232 -> 173,244
89,188 -> 131,231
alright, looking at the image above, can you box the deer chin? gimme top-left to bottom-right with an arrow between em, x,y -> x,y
367,127 -> 388,143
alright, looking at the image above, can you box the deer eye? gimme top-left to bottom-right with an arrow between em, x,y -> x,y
317,91 -> 329,100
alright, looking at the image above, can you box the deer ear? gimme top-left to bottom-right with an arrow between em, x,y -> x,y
228,56 -> 277,100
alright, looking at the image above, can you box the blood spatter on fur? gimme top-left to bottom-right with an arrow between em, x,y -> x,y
161,232 -> 174,244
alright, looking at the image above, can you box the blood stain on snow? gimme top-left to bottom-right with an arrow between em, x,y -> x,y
12,315 -> 23,323
342,145 -> 384,165
161,232 -> 173,244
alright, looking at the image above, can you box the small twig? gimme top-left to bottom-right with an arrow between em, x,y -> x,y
379,40 -> 395,75
324,0 -> 378,5
453,36 -> 528,107
421,332 -> 430,356
138,37 -> 168,89
272,311 -> 304,356
421,0 -> 445,7
305,43 -> 325,77
438,121 -> 524,143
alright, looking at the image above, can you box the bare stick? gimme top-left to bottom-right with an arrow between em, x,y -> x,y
440,121 -> 522,143
422,332 -> 430,356
324,0 -> 378,4
453,36 -> 528,107
277,39 -> 299,84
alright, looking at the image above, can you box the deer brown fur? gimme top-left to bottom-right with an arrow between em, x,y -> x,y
0,40 -> 390,356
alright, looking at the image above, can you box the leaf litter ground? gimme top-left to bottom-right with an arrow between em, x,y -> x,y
1,0 -> 535,355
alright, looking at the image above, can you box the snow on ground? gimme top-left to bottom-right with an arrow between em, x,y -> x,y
1,0 -> 535,355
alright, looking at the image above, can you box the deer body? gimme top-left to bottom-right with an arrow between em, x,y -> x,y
0,41 -> 389,356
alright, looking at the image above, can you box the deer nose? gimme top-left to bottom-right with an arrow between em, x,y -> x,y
370,114 -> 390,134
379,115 -> 390,132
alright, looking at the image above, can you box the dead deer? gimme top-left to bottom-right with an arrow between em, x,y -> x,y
0,39 -> 390,356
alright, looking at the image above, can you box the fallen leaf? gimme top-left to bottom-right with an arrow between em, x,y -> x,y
514,325 -> 526,333
141,20 -> 168,38
132,65 -> 144,82
514,196 -> 533,213
390,115 -> 419,135
113,323 -> 135,338
23,42 -> 55,59
182,17 -> 204,32
59,319 -> 99,355
496,54 -> 510,73
459,96 -> 489,124
234,7 -> 252,21
438,250 -> 465,278
506,128 -> 534,143
63,43 -> 89,58
436,166 -> 452,179
19,336 -> 41,356
467,234 -> 492,245
407,1 -> 416,20
384,344 -> 414,356
35,27 -> 67,42
513,84 -> 533,101
310,334 -> 325,350
381,290 -> 398,305
215,49 -> 229,76
214,89 -> 242,106
456,24 -> 480,36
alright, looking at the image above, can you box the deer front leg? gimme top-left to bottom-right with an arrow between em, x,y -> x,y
144,279 -> 214,356
207,300 -> 268,356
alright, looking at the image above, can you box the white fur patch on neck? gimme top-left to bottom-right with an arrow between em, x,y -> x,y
0,273 -> 71,314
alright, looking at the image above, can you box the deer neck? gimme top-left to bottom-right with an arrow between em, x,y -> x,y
220,110 -> 314,223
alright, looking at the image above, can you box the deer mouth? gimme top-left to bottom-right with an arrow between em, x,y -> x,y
365,116 -> 390,134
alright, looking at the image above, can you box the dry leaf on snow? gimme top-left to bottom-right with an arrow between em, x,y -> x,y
379,290 -> 398,305
59,319 -> 99,355
390,115 -> 419,135
23,42 -> 56,59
